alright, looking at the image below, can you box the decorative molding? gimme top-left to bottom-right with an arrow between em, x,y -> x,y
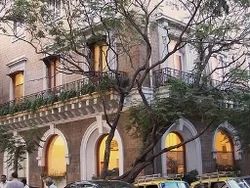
37,125 -> 69,166
80,120 -> 124,180
161,118 -> 203,175
212,122 -> 242,160
7,56 -> 27,68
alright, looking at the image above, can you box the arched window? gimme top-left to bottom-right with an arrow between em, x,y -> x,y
97,135 -> 119,177
215,130 -> 234,170
165,132 -> 185,174
46,135 -> 66,177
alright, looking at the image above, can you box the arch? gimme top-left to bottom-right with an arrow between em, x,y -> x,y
212,122 -> 241,163
37,124 -> 69,167
80,119 -> 124,180
46,135 -> 67,176
165,132 -> 185,174
3,134 -> 29,182
97,135 -> 120,177
161,118 -> 202,175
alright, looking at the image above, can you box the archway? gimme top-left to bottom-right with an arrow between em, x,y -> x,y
97,135 -> 119,177
37,126 -> 69,188
165,132 -> 185,174
214,130 -> 234,170
80,118 -> 124,180
3,134 -> 29,182
46,135 -> 67,177
212,122 -> 241,171
161,118 -> 202,175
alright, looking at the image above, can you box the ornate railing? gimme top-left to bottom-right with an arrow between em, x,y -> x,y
0,71 -> 128,116
153,67 -> 195,88
153,67 -> 233,89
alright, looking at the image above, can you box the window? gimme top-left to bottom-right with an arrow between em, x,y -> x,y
165,132 -> 185,174
211,182 -> 226,188
174,54 -> 183,71
145,185 -> 158,188
219,56 -> 227,77
12,72 -> 24,99
44,56 -> 59,89
97,135 -> 119,177
88,41 -> 108,72
46,135 -> 66,176
13,21 -> 25,40
48,0 -> 62,18
194,184 -> 209,188
168,40 -> 184,71
215,130 -> 234,170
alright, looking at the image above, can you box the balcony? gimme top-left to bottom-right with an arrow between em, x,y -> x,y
153,67 -> 195,88
153,67 -> 235,89
0,71 -> 128,129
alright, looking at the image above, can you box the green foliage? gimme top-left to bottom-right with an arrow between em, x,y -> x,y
0,76 -> 121,116
129,78 -> 232,143
0,125 -> 42,174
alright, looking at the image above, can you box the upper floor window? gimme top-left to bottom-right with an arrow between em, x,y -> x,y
168,41 -> 184,71
12,21 -> 25,42
174,54 -> 183,71
12,72 -> 24,99
48,0 -> 62,18
44,55 -> 60,89
88,41 -> 108,72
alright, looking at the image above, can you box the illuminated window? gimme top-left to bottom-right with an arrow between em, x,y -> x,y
44,56 -> 59,88
97,135 -> 119,177
165,132 -> 185,174
89,41 -> 108,72
215,130 -> 234,169
12,72 -> 24,99
46,135 -> 66,176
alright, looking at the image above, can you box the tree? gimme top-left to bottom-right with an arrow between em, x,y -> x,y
1,0 -> 250,182
0,124 -> 42,176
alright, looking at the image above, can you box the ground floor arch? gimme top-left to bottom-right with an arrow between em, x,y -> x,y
37,125 -> 69,188
212,122 -> 241,171
161,118 -> 202,175
80,116 -> 124,180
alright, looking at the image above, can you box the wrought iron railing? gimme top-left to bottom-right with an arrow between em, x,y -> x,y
153,67 -> 234,89
0,71 -> 128,116
153,67 -> 195,88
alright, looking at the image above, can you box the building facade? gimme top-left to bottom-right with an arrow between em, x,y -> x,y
0,1 -> 250,188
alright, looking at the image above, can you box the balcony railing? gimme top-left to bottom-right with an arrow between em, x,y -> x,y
153,67 -> 235,89
0,71 -> 128,117
153,67 -> 195,88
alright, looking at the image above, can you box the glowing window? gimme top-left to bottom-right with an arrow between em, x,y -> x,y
165,132 -> 185,174
46,135 -> 66,176
89,42 -> 108,72
98,135 -> 119,177
215,130 -> 234,168
13,72 -> 24,99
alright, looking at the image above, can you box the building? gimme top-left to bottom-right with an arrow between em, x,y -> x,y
0,1 -> 250,188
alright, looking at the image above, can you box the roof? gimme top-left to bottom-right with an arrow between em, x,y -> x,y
134,174 -> 186,186
191,177 -> 235,187
134,179 -> 187,186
